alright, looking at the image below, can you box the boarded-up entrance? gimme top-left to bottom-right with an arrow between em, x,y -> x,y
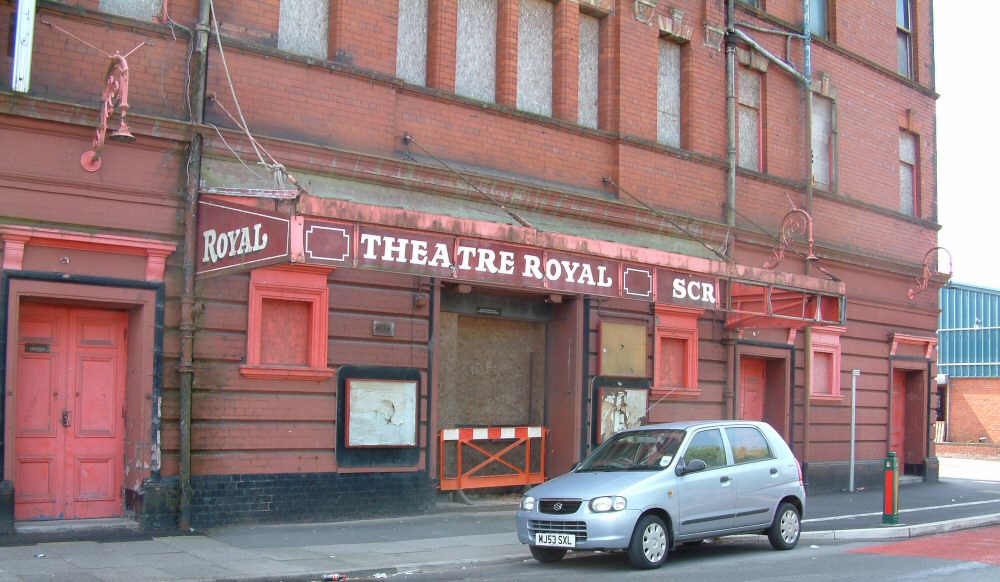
439,314 -> 545,428
14,303 -> 127,520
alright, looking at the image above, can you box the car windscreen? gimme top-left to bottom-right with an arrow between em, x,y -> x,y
577,429 -> 686,471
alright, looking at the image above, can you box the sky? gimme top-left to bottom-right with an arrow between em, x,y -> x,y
934,1 -> 1000,290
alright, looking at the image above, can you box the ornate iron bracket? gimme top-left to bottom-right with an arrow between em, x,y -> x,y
81,47 -> 144,172
907,247 -> 952,300
763,206 -> 817,270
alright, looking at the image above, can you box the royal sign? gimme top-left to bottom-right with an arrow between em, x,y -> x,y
196,200 -> 291,277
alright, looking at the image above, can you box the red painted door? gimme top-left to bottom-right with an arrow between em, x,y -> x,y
740,358 -> 766,421
891,370 -> 906,459
14,304 -> 127,521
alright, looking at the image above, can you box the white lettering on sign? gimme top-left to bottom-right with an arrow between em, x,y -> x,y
672,277 -> 717,305
202,224 -> 268,264
359,234 -> 614,289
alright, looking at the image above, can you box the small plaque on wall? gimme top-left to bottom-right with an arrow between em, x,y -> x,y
345,379 -> 418,447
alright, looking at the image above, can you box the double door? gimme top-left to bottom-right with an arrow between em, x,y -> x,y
14,304 -> 127,521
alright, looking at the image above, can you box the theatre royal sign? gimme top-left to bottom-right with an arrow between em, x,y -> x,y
196,198 -> 721,309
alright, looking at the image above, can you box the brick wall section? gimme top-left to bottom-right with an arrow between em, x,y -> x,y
496,0 -> 519,108
948,378 -> 1000,444
936,443 -> 1000,461
552,0 -> 579,123
188,472 -> 434,527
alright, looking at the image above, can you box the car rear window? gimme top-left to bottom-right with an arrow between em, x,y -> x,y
725,426 -> 773,464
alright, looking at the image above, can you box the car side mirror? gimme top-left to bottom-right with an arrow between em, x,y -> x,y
676,458 -> 707,476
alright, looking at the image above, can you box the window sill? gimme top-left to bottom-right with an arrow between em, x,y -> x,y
810,393 -> 843,403
651,386 -> 702,399
239,364 -> 335,381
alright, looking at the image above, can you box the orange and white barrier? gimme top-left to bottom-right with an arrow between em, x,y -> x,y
439,426 -> 547,492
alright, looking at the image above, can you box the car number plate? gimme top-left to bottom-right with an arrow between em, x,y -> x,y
535,533 -> 576,547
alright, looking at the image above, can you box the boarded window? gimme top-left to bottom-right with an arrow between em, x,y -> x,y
456,0 -> 498,102
899,131 -> 918,215
657,39 -> 681,148
241,266 -> 333,380
100,0 -> 161,20
517,0 -> 553,116
812,351 -> 833,395
260,299 -> 310,366
278,0 -> 329,59
397,0 -> 429,85
812,94 -> 834,188
737,67 -> 761,171
578,13 -> 599,129
810,326 -> 844,400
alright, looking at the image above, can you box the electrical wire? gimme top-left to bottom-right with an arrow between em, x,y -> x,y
603,177 -> 731,263
402,134 -> 533,229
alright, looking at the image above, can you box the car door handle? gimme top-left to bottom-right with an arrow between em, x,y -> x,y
720,476 -> 731,485
770,468 -> 778,475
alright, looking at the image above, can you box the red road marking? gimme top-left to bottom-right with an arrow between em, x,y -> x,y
851,525 -> 1000,565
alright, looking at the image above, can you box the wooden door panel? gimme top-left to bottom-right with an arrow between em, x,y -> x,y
740,359 -> 766,421
15,306 -> 66,520
75,355 -> 119,437
891,371 -> 906,458
66,309 -> 126,519
14,355 -> 59,436
14,459 -> 57,503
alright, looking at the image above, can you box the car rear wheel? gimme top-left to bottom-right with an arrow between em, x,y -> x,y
767,502 -> 801,550
529,546 -> 567,563
627,514 -> 669,569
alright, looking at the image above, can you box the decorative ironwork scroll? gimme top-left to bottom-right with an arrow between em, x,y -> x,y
763,207 -> 817,270
907,247 -> 953,300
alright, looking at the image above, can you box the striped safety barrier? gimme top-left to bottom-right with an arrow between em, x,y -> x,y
439,426 -> 548,492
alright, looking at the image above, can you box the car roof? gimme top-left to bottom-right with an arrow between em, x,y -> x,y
628,420 -> 771,432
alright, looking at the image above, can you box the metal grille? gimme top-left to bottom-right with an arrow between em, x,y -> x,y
539,499 -> 582,515
528,520 -> 588,542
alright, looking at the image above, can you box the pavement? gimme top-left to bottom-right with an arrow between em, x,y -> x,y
1,457 -> 999,582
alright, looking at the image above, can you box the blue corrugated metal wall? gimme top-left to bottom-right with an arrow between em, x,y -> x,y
938,283 -> 1000,377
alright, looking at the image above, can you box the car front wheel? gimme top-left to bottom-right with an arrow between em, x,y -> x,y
767,502 -> 801,550
627,514 -> 669,569
529,546 -> 567,563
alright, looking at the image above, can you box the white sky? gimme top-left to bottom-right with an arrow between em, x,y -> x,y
934,1 -> 1000,290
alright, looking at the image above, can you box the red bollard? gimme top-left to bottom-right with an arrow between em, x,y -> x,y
882,451 -> 899,525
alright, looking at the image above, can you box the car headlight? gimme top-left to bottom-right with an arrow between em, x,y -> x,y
520,495 -> 536,511
589,496 -> 627,512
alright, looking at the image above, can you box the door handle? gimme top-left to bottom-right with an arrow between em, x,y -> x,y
720,476 -> 731,484
770,468 -> 778,475
61,409 -> 71,427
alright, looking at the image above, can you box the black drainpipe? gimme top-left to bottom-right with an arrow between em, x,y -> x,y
178,0 -> 213,531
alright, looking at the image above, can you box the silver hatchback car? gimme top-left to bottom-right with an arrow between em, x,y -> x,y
516,420 -> 805,569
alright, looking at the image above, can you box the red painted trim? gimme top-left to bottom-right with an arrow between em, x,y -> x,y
241,265 -> 333,380
889,332 -> 937,358
1,226 -> 176,282
653,305 -> 704,397
811,325 -> 846,400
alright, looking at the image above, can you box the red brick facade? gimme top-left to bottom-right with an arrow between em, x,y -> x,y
1,0 -> 939,527
947,378 -> 1000,444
